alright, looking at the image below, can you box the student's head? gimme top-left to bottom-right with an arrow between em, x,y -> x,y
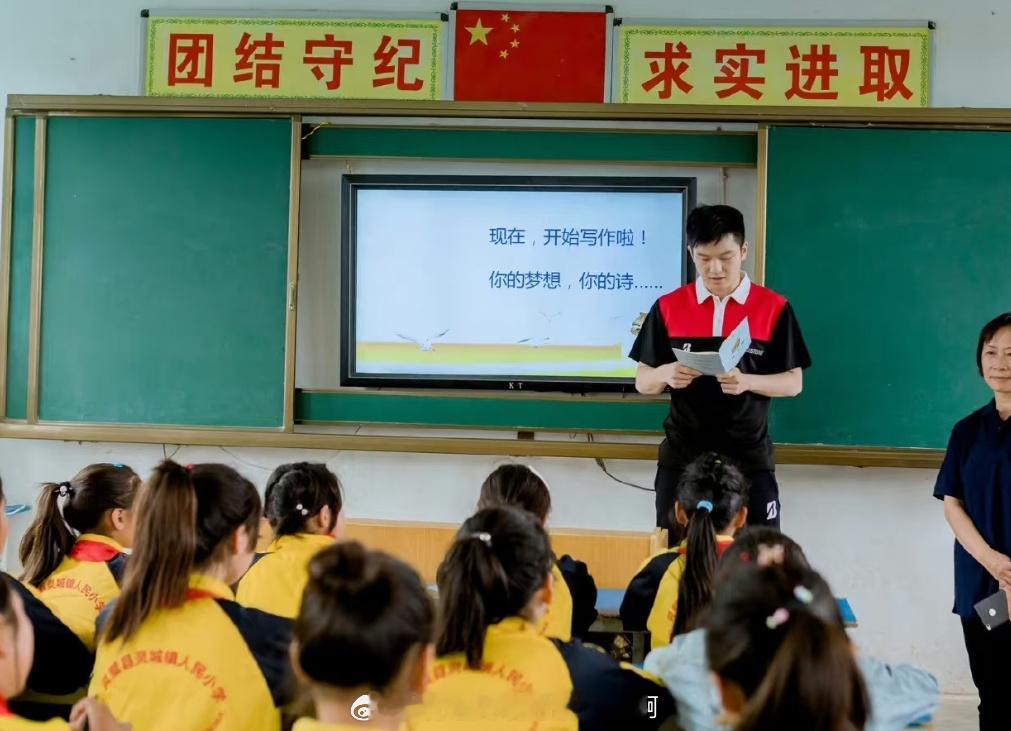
264,462 -> 345,539
671,453 -> 749,637
977,312 -> 1011,394
19,463 -> 140,587
0,578 -> 34,700
717,527 -> 809,581
687,205 -> 749,299
478,464 -> 551,525
293,542 -> 434,712
103,460 -> 260,642
706,563 -> 869,731
436,507 -> 554,669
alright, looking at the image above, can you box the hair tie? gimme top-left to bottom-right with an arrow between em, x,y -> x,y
695,500 -> 714,513
766,607 -> 790,630
295,503 -> 310,517
794,585 -> 815,604
57,481 -> 73,498
112,463 -> 125,469
185,464 -> 195,472
468,531 -> 493,547
756,543 -> 785,568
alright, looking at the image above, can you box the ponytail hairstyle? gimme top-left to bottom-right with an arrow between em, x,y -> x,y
264,462 -> 343,538
295,542 -> 433,695
103,460 -> 260,643
436,507 -> 553,669
671,452 -> 749,638
19,464 -> 141,587
706,564 -> 870,731
477,464 -> 551,523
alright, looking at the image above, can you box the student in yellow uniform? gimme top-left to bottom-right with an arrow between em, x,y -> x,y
620,453 -> 748,648
237,462 -> 344,618
290,541 -> 433,731
477,465 -> 597,641
19,464 -> 139,651
413,506 -> 675,731
91,460 -> 292,731
0,482 -> 92,723
0,485 -> 128,730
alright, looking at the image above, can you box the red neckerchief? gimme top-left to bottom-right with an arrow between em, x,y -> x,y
70,539 -> 121,562
185,588 -> 219,601
0,697 -> 12,717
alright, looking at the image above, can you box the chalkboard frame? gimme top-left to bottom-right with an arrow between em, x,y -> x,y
8,94 -> 999,466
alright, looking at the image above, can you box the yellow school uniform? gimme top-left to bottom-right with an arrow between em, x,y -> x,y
35,534 -> 127,651
293,720 -> 405,731
91,574 -> 292,731
409,617 -> 674,730
538,563 -> 574,641
4,576 -> 93,719
236,533 -> 334,618
620,534 -> 735,648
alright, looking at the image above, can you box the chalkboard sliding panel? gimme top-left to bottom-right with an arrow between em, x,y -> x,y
36,116 -> 292,428
2,117 -> 38,420
765,125 -> 1011,451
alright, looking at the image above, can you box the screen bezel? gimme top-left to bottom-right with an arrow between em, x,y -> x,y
340,174 -> 697,393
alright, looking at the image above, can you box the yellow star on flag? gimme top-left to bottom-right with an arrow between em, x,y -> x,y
501,13 -> 510,22
511,23 -> 521,33
499,49 -> 509,59
510,39 -> 520,48
466,18 -> 493,45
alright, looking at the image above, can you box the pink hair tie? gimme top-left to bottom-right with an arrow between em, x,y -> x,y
756,543 -> 785,568
766,607 -> 790,630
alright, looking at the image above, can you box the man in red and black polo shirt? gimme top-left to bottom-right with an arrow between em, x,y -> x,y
629,204 -> 811,530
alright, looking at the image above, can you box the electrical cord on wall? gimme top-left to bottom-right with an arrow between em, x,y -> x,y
587,434 -> 654,492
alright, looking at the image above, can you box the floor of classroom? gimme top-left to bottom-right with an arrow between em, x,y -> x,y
934,695 -> 977,730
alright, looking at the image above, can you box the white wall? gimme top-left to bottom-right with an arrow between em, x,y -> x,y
2,0 -> 1001,694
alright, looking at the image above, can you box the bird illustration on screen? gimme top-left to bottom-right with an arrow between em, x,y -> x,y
396,329 -> 450,352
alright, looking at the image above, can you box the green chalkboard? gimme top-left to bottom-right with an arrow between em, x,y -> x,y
297,390 -> 667,433
37,117 -> 291,427
766,126 -> 1010,449
307,126 -> 757,166
5,117 -> 35,419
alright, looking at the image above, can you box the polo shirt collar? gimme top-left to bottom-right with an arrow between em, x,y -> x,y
985,399 -> 1011,432
695,273 -> 751,305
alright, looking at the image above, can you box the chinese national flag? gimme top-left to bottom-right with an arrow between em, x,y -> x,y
454,8 -> 608,102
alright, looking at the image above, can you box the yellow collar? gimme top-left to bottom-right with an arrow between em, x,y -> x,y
269,533 -> 335,553
487,616 -> 537,636
188,573 -> 234,600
